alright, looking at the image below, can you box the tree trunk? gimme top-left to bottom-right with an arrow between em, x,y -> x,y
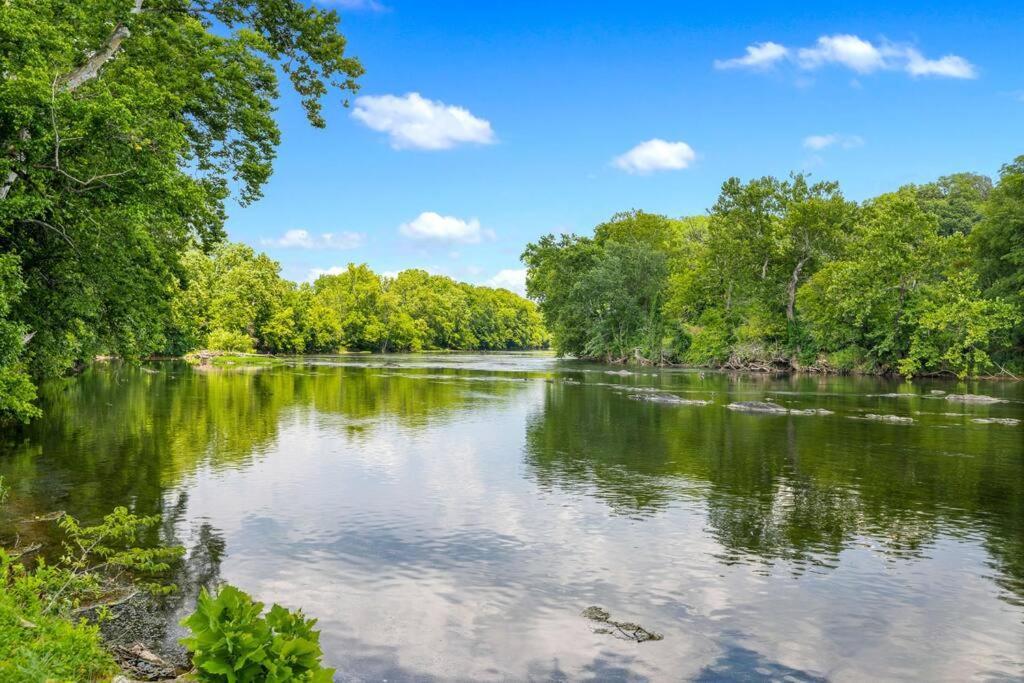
786,257 -> 808,322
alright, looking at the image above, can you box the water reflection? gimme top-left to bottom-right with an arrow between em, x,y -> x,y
1,357 -> 1022,680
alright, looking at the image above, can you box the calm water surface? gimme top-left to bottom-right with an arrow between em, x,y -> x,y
2,354 -> 1023,681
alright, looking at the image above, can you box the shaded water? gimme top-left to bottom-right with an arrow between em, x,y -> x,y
2,354 -> 1023,681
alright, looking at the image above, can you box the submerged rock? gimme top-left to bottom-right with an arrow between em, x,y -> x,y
604,369 -> 633,376
862,414 -> 914,424
946,394 -> 1007,404
628,394 -> 710,406
727,401 -> 788,414
789,408 -> 835,416
582,605 -> 663,643
971,417 -> 1020,426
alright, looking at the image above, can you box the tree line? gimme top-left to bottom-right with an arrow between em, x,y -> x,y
168,243 -> 547,357
523,159 -> 1023,377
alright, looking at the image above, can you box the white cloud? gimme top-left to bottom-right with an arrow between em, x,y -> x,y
306,265 -> 348,282
904,49 -> 977,78
352,93 -> 495,150
798,34 -> 885,73
802,133 -> 864,150
716,35 -> 976,80
322,0 -> 388,11
713,41 -> 789,70
261,229 -> 364,250
485,268 -> 527,296
613,139 -> 696,174
399,211 -> 489,244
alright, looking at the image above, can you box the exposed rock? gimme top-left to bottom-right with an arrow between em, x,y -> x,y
110,642 -> 186,681
971,418 -> 1020,426
862,414 -> 914,424
604,369 -> 633,376
727,401 -> 788,414
929,390 -> 947,395
628,394 -> 710,406
945,394 -> 1007,404
582,605 -> 663,643
789,408 -> 835,416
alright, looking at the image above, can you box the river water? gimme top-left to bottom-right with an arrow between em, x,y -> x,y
1,354 -> 1022,681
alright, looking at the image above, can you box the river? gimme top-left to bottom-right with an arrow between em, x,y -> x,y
1,353 -> 1022,681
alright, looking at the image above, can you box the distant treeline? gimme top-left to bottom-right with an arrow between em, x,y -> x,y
167,245 -> 547,356
524,156 -> 1023,377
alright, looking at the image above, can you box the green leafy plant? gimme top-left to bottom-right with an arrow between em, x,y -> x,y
0,496 -> 180,680
182,584 -> 334,682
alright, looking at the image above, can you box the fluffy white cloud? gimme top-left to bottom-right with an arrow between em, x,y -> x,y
717,35 -> 976,80
904,49 -> 977,78
485,269 -> 527,296
613,139 -> 696,174
352,93 -> 495,150
802,133 -> 864,150
261,229 -> 364,250
798,34 -> 885,73
714,41 -> 789,70
399,212 -> 489,244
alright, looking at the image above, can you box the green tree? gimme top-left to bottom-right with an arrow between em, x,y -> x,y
972,156 -> 1024,360
0,0 -> 362,418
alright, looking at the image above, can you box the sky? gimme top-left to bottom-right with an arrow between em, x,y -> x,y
224,0 -> 1024,293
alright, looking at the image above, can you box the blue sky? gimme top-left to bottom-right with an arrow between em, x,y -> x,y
225,0 -> 1024,292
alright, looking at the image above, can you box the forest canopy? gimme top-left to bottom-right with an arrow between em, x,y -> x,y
523,159 -> 1024,378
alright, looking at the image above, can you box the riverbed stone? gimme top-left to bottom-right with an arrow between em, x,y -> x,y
946,394 -> 1007,404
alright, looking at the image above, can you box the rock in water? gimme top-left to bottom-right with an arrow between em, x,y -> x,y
863,414 -> 914,424
581,605 -> 663,643
946,394 -> 1006,404
789,408 -> 835,416
628,394 -> 710,406
727,401 -> 788,414
971,418 -> 1020,426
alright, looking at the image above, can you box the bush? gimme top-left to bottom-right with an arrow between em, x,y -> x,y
683,313 -> 732,366
205,329 -> 256,353
826,346 -> 872,374
0,503 -> 181,682
182,584 -> 334,682
0,580 -> 117,683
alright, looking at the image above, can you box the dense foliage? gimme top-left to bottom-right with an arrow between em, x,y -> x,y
0,0 -> 363,422
182,584 -> 333,682
0,504 -> 183,682
524,159 -> 1024,377
168,244 -> 548,355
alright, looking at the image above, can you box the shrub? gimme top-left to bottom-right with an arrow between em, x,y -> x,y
182,584 -> 334,682
0,502 -> 180,682
0,579 -> 117,683
683,313 -> 732,366
206,329 -> 256,353
826,346 -> 870,374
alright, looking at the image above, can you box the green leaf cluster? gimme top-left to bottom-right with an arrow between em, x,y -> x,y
182,584 -> 334,682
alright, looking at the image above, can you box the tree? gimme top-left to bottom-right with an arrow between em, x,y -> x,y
0,0 -> 362,418
912,172 -> 992,236
972,157 -> 1024,356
